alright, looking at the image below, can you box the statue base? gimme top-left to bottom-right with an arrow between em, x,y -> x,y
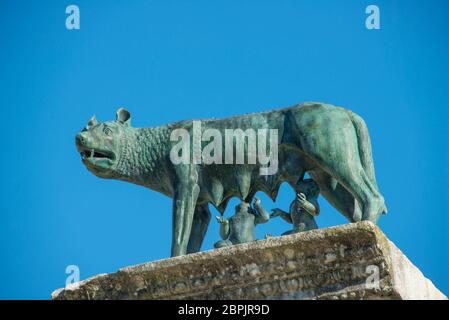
52,222 -> 446,300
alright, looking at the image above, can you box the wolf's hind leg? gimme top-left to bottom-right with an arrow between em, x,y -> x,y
320,155 -> 384,223
309,169 -> 362,222
302,128 -> 384,223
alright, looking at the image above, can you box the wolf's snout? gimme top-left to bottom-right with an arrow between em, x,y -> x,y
76,133 -> 90,149
75,133 -> 84,146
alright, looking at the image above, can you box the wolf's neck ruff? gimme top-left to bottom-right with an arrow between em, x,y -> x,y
115,126 -> 171,183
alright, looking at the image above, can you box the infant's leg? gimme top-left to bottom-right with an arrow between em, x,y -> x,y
294,223 -> 307,233
214,239 -> 233,248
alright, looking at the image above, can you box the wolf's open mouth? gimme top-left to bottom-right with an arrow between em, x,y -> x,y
79,148 -> 115,161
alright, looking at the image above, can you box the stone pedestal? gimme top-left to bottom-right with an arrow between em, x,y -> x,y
52,222 -> 446,300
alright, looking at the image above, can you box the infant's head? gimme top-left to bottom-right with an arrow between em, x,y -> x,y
295,179 -> 320,197
235,201 -> 252,213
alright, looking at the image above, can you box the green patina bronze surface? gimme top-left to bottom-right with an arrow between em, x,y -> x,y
75,102 -> 387,257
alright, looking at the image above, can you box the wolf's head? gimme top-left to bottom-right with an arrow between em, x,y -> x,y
75,108 -> 133,179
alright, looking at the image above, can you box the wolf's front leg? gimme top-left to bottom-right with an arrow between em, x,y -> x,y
186,204 -> 211,254
171,166 -> 200,257
171,184 -> 200,256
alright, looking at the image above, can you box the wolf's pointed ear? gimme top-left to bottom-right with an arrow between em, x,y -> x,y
116,107 -> 131,126
86,114 -> 97,130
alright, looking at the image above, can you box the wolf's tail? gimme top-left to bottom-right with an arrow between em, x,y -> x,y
347,110 -> 388,214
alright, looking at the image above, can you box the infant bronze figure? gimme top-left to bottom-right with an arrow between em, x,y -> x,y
214,198 -> 270,248
271,179 -> 320,234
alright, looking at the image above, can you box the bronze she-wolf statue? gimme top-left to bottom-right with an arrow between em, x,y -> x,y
75,102 -> 387,256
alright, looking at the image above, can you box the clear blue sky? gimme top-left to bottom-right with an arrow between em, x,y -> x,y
0,0 -> 448,299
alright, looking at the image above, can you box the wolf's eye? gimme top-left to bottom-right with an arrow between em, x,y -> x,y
103,126 -> 113,136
